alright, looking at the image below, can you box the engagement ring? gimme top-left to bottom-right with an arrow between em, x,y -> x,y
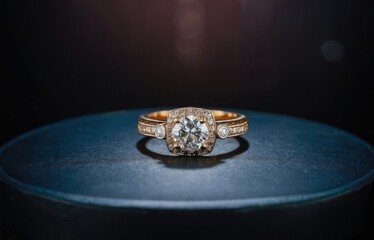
138,107 -> 248,156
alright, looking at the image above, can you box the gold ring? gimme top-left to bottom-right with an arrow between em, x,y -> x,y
138,107 -> 249,156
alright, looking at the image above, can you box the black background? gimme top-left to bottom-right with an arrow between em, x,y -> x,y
1,0 -> 373,145
0,1 -> 374,239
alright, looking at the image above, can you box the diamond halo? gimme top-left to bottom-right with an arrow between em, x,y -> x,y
166,107 -> 216,156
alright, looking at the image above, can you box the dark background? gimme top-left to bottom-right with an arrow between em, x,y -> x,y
1,0 -> 373,146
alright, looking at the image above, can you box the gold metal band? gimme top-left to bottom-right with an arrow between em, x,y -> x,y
138,109 -> 248,138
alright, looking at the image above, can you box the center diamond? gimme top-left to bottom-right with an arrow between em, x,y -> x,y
171,115 -> 209,154
166,107 -> 216,156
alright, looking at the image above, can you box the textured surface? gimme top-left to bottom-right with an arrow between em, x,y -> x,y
0,108 -> 373,210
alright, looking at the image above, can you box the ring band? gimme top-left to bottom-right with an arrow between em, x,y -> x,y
138,107 -> 249,156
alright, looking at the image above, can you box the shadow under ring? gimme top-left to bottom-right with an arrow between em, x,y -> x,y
136,137 -> 250,169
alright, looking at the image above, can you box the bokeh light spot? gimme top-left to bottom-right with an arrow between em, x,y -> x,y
321,40 -> 345,63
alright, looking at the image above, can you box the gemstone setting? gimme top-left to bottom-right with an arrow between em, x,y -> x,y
171,115 -> 209,154
155,124 -> 166,139
217,124 -> 229,139
166,107 -> 216,156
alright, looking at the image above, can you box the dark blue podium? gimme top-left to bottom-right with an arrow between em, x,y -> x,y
0,109 -> 373,239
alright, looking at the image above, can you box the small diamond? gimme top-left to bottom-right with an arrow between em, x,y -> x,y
217,124 -> 229,139
155,124 -> 166,139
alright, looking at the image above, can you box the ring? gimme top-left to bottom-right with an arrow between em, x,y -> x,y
138,107 -> 249,156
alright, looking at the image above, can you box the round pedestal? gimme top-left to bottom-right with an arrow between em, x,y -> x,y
0,108 -> 373,239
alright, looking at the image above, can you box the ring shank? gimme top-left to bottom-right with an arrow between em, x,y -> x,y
138,109 -> 248,138
145,110 -> 240,121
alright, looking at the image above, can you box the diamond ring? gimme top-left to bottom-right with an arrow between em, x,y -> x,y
138,107 -> 249,156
